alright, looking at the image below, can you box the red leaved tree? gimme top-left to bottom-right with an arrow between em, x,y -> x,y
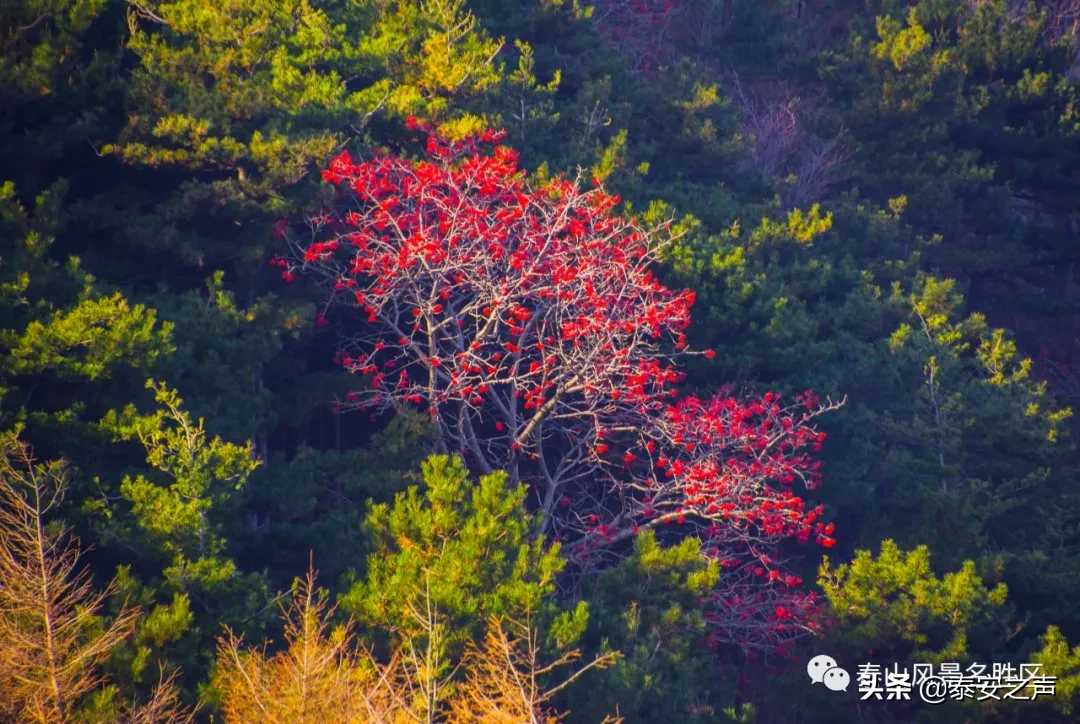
276,120 -> 843,653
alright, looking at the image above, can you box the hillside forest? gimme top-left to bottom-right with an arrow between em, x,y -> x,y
4,0 -> 1080,722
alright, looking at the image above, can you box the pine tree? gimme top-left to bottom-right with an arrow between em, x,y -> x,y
341,454 -> 586,681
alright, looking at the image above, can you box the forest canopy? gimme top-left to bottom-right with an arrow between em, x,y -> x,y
2,0 -> 1080,722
